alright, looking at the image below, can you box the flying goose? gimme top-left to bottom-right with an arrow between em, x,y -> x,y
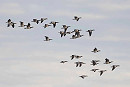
31,19 -> 40,24
59,31 -> 66,37
44,36 -> 52,41
70,55 -> 76,60
43,24 -> 51,28
61,25 -> 71,32
75,61 -> 86,67
19,21 -> 25,27
86,29 -> 95,36
31,19 -> 37,22
50,21 -> 59,28
99,70 -> 107,76
73,16 -> 81,21
90,69 -> 99,72
24,23 -> 33,29
91,48 -> 100,53
91,60 -> 100,66
79,75 -> 88,79
6,19 -> 12,27
104,58 -> 113,64
41,18 -> 47,23
60,61 -> 68,64
111,65 -> 120,71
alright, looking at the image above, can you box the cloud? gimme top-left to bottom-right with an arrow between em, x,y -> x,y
0,2 -> 25,15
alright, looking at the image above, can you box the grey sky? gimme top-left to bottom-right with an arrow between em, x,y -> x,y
0,0 -> 130,87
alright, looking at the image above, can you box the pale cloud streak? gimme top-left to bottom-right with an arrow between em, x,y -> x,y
0,2 -> 25,15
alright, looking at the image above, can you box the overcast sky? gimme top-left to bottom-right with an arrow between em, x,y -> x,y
0,0 -> 130,87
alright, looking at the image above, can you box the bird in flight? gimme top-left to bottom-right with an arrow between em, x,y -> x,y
75,61 -> 86,67
19,21 -> 25,27
79,75 -> 88,79
91,48 -> 100,53
24,23 -> 33,29
73,16 -> 81,21
99,70 -> 107,76
90,69 -> 99,72
111,65 -> 120,71
60,61 -> 68,64
104,58 -> 113,64
43,24 -> 51,28
86,29 -> 95,36
44,36 -> 52,41
31,19 -> 40,24
91,60 -> 100,66
40,18 -> 47,23
50,21 -> 59,28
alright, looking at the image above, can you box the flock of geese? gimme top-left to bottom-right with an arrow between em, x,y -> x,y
6,16 -> 120,79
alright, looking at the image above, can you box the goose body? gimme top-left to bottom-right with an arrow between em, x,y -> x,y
44,36 -> 52,41
79,75 -> 88,79
99,70 -> 107,76
50,21 -> 59,28
111,65 -> 120,71
73,16 -> 81,21
41,18 -> 47,23
91,48 -> 100,53
43,24 -> 51,28
75,61 -> 85,67
91,60 -> 100,66
90,69 -> 99,72
60,61 -> 68,63
86,29 -> 95,36
24,23 -> 33,29
104,58 -> 113,64
19,21 -> 25,27
31,19 -> 40,24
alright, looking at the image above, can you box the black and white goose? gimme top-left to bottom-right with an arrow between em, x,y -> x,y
59,31 -> 66,37
61,25 -> 71,32
70,55 -> 76,60
6,19 -> 12,27
19,21 -> 25,27
41,18 -> 47,23
24,23 -> 33,29
50,21 -> 59,28
90,69 -> 99,72
44,36 -> 52,41
60,61 -> 68,64
31,19 -> 40,24
111,65 -> 120,71
91,60 -> 100,66
86,29 -> 95,36
99,70 -> 107,76
79,75 -> 88,79
73,16 -> 81,21
104,58 -> 113,64
43,24 -> 51,28
75,61 -> 86,67
91,48 -> 100,53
